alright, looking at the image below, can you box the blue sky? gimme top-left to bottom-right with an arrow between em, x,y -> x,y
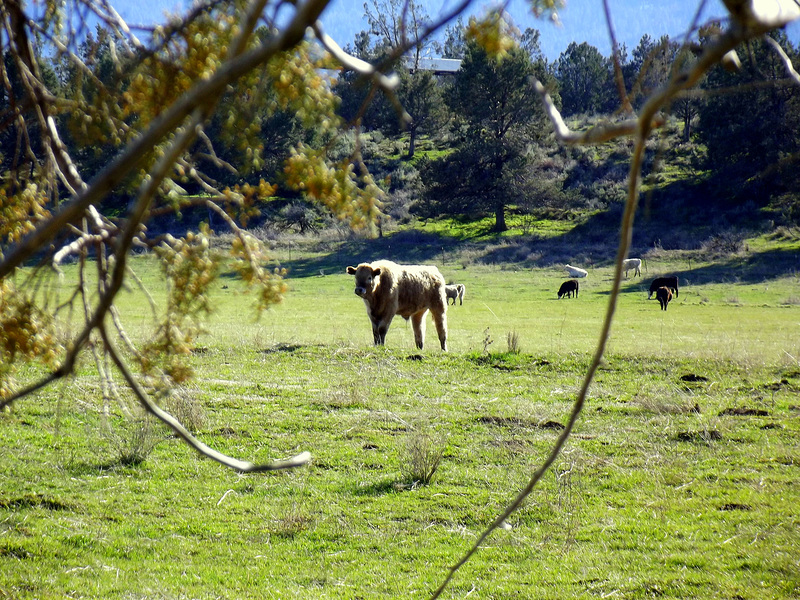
112,0 -> 800,61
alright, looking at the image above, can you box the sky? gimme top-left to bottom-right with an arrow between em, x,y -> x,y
110,0 -> 800,62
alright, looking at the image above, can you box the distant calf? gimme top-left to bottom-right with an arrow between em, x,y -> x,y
648,276 -> 679,299
564,264 -> 588,278
346,260 -> 448,350
557,280 -> 579,299
445,283 -> 465,305
656,286 -> 673,311
622,258 -> 642,278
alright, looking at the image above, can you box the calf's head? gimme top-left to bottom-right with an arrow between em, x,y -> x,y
346,264 -> 382,298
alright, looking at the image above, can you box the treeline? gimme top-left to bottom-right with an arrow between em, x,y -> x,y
338,17 -> 800,233
2,15 -> 798,235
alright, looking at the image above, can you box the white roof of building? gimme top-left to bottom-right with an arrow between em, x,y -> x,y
402,57 -> 462,73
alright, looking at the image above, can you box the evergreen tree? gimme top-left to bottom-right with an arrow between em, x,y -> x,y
555,42 -> 614,115
697,32 -> 800,211
420,37 -> 548,231
395,68 -> 446,158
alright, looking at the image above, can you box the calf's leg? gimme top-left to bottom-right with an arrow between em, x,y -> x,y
372,316 -> 393,345
411,311 -> 427,349
431,309 -> 448,351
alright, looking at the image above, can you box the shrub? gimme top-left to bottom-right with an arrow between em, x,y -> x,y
402,425 -> 445,486
104,414 -> 163,467
163,387 -> 206,434
506,331 -> 521,354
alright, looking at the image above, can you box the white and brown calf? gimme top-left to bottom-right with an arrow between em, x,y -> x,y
346,260 -> 448,350
445,283 -> 465,306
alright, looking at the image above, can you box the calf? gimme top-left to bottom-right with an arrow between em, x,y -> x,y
564,264 -> 588,278
557,280 -> 579,299
445,283 -> 466,306
656,286 -> 673,311
622,258 -> 642,278
648,276 -> 679,299
346,260 -> 448,350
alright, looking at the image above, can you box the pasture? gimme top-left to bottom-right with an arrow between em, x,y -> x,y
1,233 -> 799,599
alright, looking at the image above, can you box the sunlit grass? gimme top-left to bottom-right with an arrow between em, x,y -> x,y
2,232 -> 799,599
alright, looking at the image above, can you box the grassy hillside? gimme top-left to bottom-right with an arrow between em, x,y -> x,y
1,228 -> 799,599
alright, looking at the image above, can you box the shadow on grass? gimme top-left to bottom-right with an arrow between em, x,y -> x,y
262,177 -> 797,283
279,229 -> 470,278
675,247 -> 800,285
595,247 -> 800,295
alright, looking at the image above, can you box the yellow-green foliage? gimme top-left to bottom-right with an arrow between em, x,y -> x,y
466,13 -> 515,60
0,185 -> 51,252
0,281 -> 59,399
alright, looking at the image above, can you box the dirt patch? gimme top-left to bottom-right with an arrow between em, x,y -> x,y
214,427 -> 251,438
680,373 -> 708,382
491,439 -> 532,452
720,503 -> 752,511
258,343 -> 303,354
762,379 -> 791,391
478,416 -> 565,430
676,429 -> 722,443
719,407 -> 770,417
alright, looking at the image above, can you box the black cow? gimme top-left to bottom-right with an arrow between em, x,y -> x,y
557,280 -> 579,299
648,276 -> 678,299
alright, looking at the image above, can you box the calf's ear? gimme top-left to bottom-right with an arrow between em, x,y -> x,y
347,266 -> 356,274
372,267 -> 382,277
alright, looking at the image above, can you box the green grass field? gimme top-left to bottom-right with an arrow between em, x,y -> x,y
1,233 -> 799,599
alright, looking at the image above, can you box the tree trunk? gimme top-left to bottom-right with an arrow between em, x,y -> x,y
493,202 -> 507,232
407,124 -> 417,159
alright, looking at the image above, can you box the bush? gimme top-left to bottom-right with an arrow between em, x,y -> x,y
104,414 -> 163,467
402,425 -> 445,486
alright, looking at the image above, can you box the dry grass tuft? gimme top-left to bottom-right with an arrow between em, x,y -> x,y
402,423 -> 446,486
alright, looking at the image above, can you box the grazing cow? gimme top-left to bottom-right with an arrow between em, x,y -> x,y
656,286 -> 673,311
445,283 -> 466,306
648,276 -> 679,299
346,260 -> 448,350
564,264 -> 588,278
557,280 -> 579,299
622,258 -> 643,278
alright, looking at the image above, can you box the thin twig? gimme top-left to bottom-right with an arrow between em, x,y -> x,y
0,0 -> 333,278
99,325 -> 310,472
429,8 -> 798,600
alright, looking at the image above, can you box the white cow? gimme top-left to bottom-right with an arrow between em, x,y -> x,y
622,258 -> 642,278
564,264 -> 588,278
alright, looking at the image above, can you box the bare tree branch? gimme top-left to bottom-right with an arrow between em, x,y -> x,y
0,0 -> 332,278
313,21 -> 402,93
764,34 -> 800,84
99,325 -> 311,472
532,78 -> 662,144
602,0 -> 634,114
